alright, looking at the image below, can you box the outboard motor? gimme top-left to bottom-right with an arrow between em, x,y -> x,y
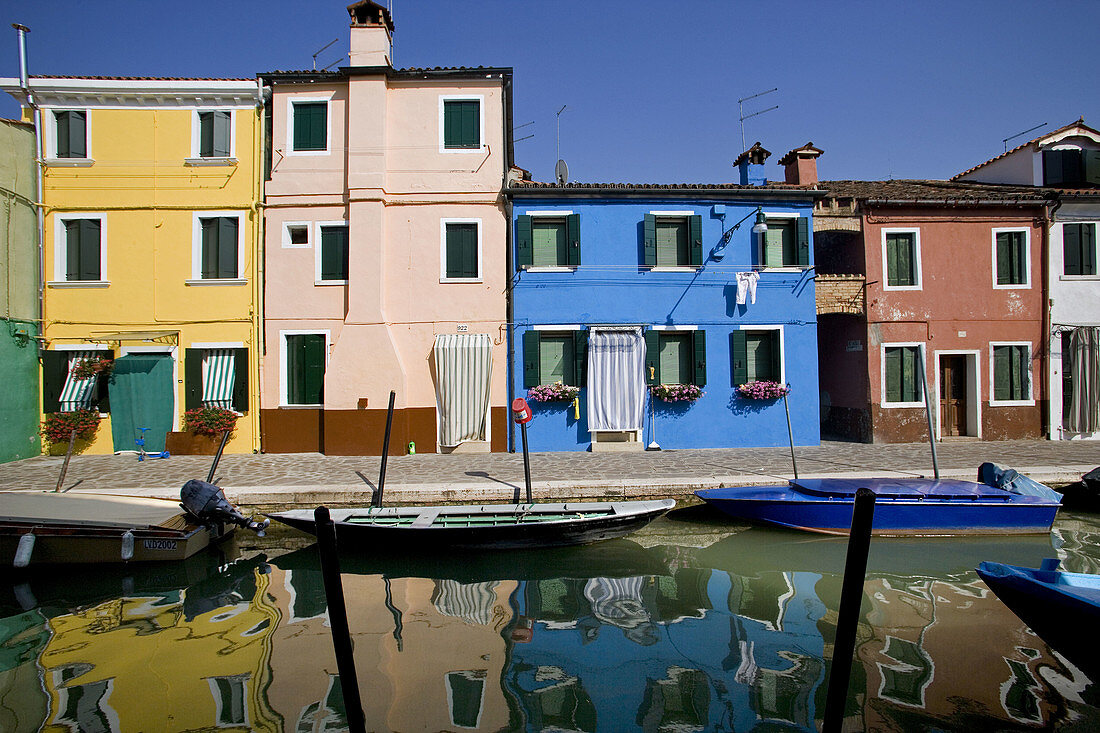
180,479 -> 269,535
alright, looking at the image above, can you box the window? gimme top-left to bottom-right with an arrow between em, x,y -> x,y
992,344 -> 1031,403
185,347 -> 248,412
1043,148 -> 1100,186
516,213 -> 580,268
761,216 -> 810,268
643,213 -> 703,268
442,220 -> 480,280
283,222 -> 310,248
730,329 -> 780,385
197,110 -> 232,158
58,217 -> 103,281
645,329 -> 706,386
207,675 -> 250,727
197,216 -> 240,279
1063,223 -> 1097,276
42,349 -> 113,414
54,110 -> 87,158
291,100 -> 328,152
283,333 -> 326,406
318,224 -> 349,282
446,670 -> 487,729
883,229 -> 920,289
883,344 -> 923,405
442,98 -> 480,149
522,330 -> 587,387
993,229 -> 1029,287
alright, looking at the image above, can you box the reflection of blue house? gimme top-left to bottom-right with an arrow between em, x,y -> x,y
507,147 -> 825,451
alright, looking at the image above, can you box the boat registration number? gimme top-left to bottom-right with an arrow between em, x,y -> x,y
143,539 -> 178,551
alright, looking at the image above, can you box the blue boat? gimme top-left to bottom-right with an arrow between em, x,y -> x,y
977,559 -> 1100,675
694,464 -> 1061,536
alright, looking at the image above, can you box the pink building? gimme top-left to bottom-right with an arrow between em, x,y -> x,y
260,1 -> 512,454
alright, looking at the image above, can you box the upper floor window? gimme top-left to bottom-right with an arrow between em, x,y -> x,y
1043,148 -> 1100,186
197,110 -> 232,158
516,213 -> 580,268
644,213 -> 703,268
441,220 -> 481,281
760,215 -> 810,269
61,218 -> 102,282
290,99 -> 328,153
442,98 -> 481,150
1064,223 -> 1097,276
883,229 -> 921,289
54,110 -> 87,159
193,214 -> 241,281
317,223 -> 349,282
646,329 -> 706,386
993,229 -> 1029,287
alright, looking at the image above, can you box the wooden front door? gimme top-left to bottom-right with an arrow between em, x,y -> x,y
939,356 -> 967,436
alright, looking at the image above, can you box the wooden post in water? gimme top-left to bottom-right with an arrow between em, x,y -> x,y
55,429 -> 77,492
315,506 -> 367,733
374,391 -> 395,507
823,487 -> 876,733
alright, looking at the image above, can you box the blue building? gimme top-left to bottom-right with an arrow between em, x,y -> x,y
507,145 -> 826,452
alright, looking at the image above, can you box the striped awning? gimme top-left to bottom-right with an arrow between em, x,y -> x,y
202,349 -> 236,410
59,350 -> 98,412
434,333 -> 493,448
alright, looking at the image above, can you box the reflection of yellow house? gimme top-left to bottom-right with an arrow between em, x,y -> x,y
0,75 -> 265,454
38,566 -> 280,731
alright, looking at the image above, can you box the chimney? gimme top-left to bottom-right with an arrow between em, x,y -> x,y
734,142 -> 771,185
778,142 -> 823,185
348,0 -> 395,67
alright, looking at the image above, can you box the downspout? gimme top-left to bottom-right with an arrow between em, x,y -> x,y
13,24 -> 44,354
252,78 -> 268,454
503,70 -> 516,453
1042,193 -> 1062,439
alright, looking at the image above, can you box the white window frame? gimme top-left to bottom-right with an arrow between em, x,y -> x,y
1059,221 -> 1100,281
737,324 -> 785,385
191,341 -> 246,415
989,341 -> 1034,407
438,94 -> 485,154
880,341 -> 926,408
649,210 -> 697,272
760,211 -> 802,272
991,227 -> 1031,290
189,211 -> 246,285
286,96 -> 332,156
440,218 -> 483,282
279,329 -> 330,408
188,108 -> 236,163
314,220 -> 349,285
881,228 -> 922,291
282,221 -> 312,249
52,343 -> 111,416
44,107 -> 93,163
52,212 -> 107,285
524,210 -> 575,272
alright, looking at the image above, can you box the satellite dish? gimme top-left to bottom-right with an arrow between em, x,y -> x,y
555,159 -> 569,185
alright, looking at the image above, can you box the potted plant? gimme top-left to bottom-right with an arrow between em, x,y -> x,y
528,381 -> 581,403
41,409 -> 101,454
70,356 -> 113,380
167,406 -> 239,454
650,384 -> 704,402
736,380 -> 789,400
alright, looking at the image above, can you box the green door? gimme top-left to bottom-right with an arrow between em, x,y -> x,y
109,354 -> 175,453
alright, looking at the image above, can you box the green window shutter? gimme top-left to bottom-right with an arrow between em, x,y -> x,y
321,225 -> 348,280
1084,224 -> 1097,276
1043,150 -> 1065,185
885,347 -> 902,403
213,111 -> 231,157
522,330 -> 540,388
41,350 -> 68,413
199,112 -> 214,157
996,232 -> 1012,284
201,219 -> 219,279
444,100 -> 479,148
1064,224 -> 1082,275
573,330 -> 587,386
94,349 -> 113,413
293,102 -> 326,151
1086,150 -> 1100,186
659,333 -> 689,385
567,213 -> 581,266
994,346 -> 1010,401
288,334 -> 325,405
796,217 -> 810,267
643,214 -> 656,267
764,225 -> 784,268
231,348 -> 249,412
185,348 -> 203,410
902,346 -> 920,403
540,335 -> 572,386
218,217 -> 238,278
79,219 -> 100,281
644,330 -> 660,385
692,330 -> 707,387
688,215 -> 703,267
57,111 -> 86,158
516,215 -> 533,268
56,111 -> 70,157
769,331 -> 781,383
65,220 -> 81,281
730,330 -> 748,387
446,223 -> 478,278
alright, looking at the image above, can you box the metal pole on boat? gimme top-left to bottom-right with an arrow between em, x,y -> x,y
375,390 -> 395,508
206,430 -> 231,483
55,428 -> 77,492
782,386 -> 798,479
520,421 -> 533,504
314,506 -> 367,733
918,354 -> 940,479
823,487 -> 876,733
512,399 -> 534,504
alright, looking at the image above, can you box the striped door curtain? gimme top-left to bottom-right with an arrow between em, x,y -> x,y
202,350 -> 236,410
434,333 -> 493,448
1067,327 -> 1100,433
586,327 -> 646,431
59,350 -> 99,412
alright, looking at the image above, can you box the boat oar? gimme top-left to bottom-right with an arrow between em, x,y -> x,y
823,487 -> 876,732
206,429 -> 231,484
374,391 -> 395,508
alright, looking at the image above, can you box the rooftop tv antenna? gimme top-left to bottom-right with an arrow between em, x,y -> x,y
1003,122 -> 1047,153
555,159 -> 569,185
513,120 -> 535,143
556,104 -> 567,167
312,38 -> 339,70
738,87 -> 778,154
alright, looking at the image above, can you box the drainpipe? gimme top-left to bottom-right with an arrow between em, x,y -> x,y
1042,194 -> 1061,439
13,24 -> 45,354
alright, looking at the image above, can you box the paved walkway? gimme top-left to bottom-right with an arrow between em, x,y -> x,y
0,439 -> 1096,509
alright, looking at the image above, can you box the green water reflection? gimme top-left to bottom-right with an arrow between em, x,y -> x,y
3,510 -> 1100,731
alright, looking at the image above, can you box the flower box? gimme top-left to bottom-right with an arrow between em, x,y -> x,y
528,382 -> 581,403
736,380 -> 789,400
650,384 -> 703,402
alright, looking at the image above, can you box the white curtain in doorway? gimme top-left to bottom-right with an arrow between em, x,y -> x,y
434,333 -> 493,447
587,327 -> 645,431
1066,326 -> 1100,433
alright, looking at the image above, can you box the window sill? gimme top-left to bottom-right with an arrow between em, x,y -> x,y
285,148 -> 329,156
184,157 -> 238,167
1059,274 -> 1100,281
989,399 -> 1035,407
278,404 -> 323,409
881,401 -> 925,409
314,279 -> 348,286
522,266 -> 576,273
185,278 -> 247,286
650,266 -> 699,273
46,158 -> 94,167
48,280 -> 109,288
441,146 -> 485,153
881,285 -> 922,291
439,277 -> 483,283
762,266 -> 808,273
992,283 -> 1031,289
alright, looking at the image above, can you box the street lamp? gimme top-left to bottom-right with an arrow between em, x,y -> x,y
712,206 -> 767,260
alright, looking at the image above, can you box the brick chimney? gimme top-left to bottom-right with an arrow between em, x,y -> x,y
734,142 -> 771,185
348,0 -> 395,67
778,142 -> 823,185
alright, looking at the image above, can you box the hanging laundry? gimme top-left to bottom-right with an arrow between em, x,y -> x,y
735,271 -> 759,305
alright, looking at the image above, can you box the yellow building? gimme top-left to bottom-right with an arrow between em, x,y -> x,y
0,76 -> 266,454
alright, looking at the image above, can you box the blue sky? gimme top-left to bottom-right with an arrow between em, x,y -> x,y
3,0 -> 1098,183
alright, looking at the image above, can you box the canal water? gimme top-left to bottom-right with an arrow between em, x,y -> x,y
4,507 -> 1100,732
